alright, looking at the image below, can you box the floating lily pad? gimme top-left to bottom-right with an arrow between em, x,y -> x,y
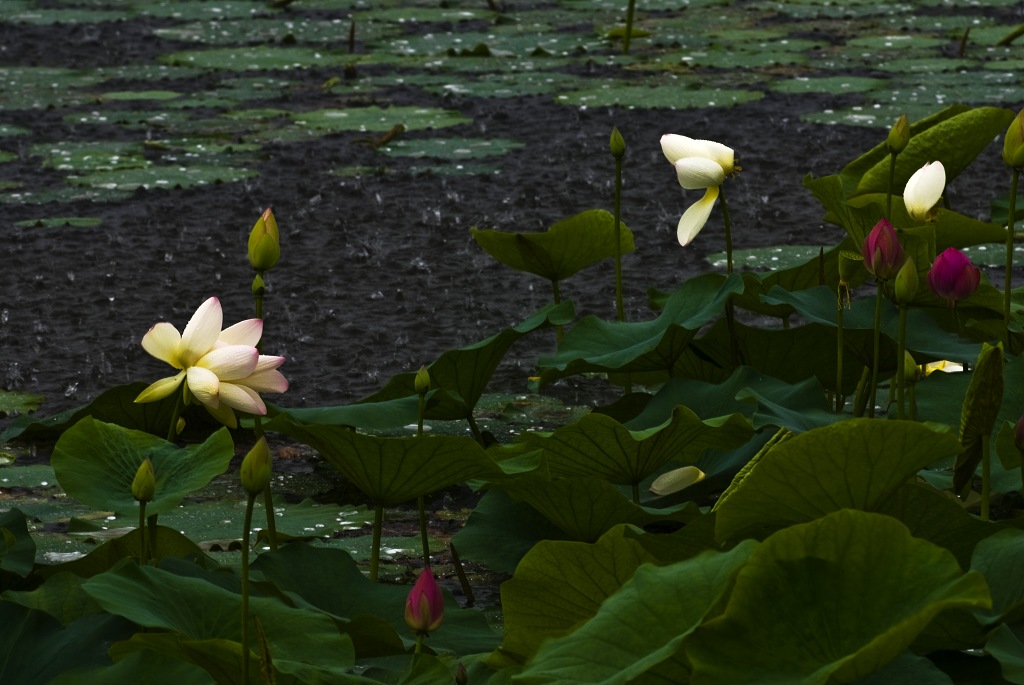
31,141 -> 147,172
160,46 -> 355,71
0,124 -> 29,137
380,137 -> 524,159
67,164 -> 258,191
13,217 -> 101,229
289,105 -> 470,133
556,83 -> 764,109
771,76 -> 886,94
706,245 -> 826,271
100,90 -> 182,102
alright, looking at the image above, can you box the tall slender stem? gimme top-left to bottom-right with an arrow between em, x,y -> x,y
251,418 -> 278,551
719,187 -> 734,274
886,153 -> 898,219
623,0 -> 636,54
613,155 -> 625,323
241,492 -> 257,683
1004,168 -> 1020,347
868,284 -> 884,418
166,388 -> 184,442
981,434 -> 991,522
416,395 -> 429,568
896,304 -> 908,419
370,504 -> 383,582
552,279 -> 563,344
138,501 -> 148,565
835,299 -> 845,413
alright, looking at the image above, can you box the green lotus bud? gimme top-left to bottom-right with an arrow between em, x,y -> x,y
132,457 -> 155,503
953,341 -> 1004,497
838,250 -> 863,285
887,113 -> 910,154
609,127 -> 625,159
903,351 -> 919,383
252,273 -> 266,296
1003,108 -> 1024,169
241,437 -> 272,496
248,208 -> 281,272
414,365 -> 431,395
894,256 -> 918,304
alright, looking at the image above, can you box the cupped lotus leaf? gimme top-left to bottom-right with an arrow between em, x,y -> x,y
51,418 -> 234,518
470,209 -> 634,282
48,649 -> 211,685
537,273 -> 743,382
525,406 -> 752,486
687,510 -> 992,685
493,525 -> 656,666
85,562 -> 356,681
517,540 -> 757,685
853,107 -> 1015,197
954,342 -> 1005,496
266,418 -> 501,505
39,526 -> 209,581
714,419 -> 962,542
3,572 -> 101,626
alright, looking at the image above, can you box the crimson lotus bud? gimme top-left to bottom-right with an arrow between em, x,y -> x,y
927,247 -> 980,308
405,567 -> 444,635
248,208 -> 281,272
887,113 -> 910,154
861,218 -> 905,281
414,365 -> 431,395
894,256 -> 918,304
240,437 -> 272,496
132,457 -> 155,503
455,663 -> 468,685
1015,415 -> 1024,452
1003,109 -> 1024,169
609,127 -> 625,159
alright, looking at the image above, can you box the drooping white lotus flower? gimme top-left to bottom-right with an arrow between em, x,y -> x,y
903,161 -> 945,223
135,297 -> 287,428
661,134 -> 736,246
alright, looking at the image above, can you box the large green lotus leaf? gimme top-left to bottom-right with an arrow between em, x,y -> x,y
847,193 -> 1008,250
985,623 -> 1024,685
0,603 -> 133,685
0,509 -> 35,579
250,543 -> 500,656
914,354 -> 1024,436
48,649 -> 213,685
526,406 -> 752,485
357,301 -> 574,422
85,562 -> 355,681
3,572 -> 101,625
266,419 -> 500,505
516,540 -> 756,684
39,527 -> 209,581
854,107 -> 1016,197
714,419 -> 961,542
849,652 -> 955,685
687,510 -> 991,685
470,209 -> 634,282
537,273 -> 743,382
452,489 -> 569,575
51,418 -> 234,518
970,529 -> 1024,624
493,525 -> 655,666
802,173 -> 885,247
499,473 -> 693,542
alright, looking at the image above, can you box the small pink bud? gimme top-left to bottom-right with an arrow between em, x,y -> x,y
1014,416 -> 1024,452
927,248 -> 980,307
405,567 -> 444,635
861,219 -> 905,281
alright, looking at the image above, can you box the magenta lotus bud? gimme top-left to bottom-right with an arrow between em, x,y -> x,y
1015,415 -> 1024,452
861,218 -> 905,281
927,247 -> 980,307
405,567 -> 444,635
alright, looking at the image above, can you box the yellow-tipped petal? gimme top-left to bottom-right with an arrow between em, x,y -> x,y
197,345 -> 259,381
675,157 -> 726,190
678,186 -> 720,247
219,382 -> 267,415
180,297 -> 223,366
241,368 -> 289,394
693,138 -> 734,174
903,161 -> 945,223
141,322 -> 184,368
218,318 -> 263,347
134,372 -> 186,404
187,366 -> 221,408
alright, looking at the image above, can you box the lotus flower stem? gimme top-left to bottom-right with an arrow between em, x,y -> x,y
719,187 -> 734,274
853,367 -> 869,417
982,434 -> 991,521
835,288 -> 847,413
416,394 -> 430,568
449,542 -> 475,607
241,490 -> 257,684
137,501 -> 148,565
166,389 -> 184,443
886,154 -> 897,219
896,304 -> 908,419
868,285 -> 884,418
612,140 -> 625,323
370,504 -> 384,582
551,279 -> 563,343
623,0 -> 636,54
718,187 -> 742,365
631,482 -> 640,505
1004,168 -> 1020,346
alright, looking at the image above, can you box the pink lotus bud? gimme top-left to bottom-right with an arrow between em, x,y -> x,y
1014,415 -> 1024,452
405,567 -> 444,635
861,219 -> 905,281
927,248 -> 980,307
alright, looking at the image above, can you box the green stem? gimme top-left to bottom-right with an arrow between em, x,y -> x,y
853,366 -> 870,418
623,0 -> 636,54
252,417 -> 278,552
166,388 -> 185,442
896,304 -> 908,419
241,492 -> 257,684
138,501 -> 148,565
417,496 -> 430,568
835,298 -> 845,413
719,188 -> 741,366
719,187 -> 734,274
147,513 -> 158,561
886,152 -> 898,219
552,279 -> 563,343
981,434 -> 991,522
449,542 -> 475,607
868,284 -> 884,418
466,414 -> 485,446
613,156 -> 625,323
415,633 -> 424,655
370,504 -> 383,582
631,481 -> 639,505
1004,168 -> 1020,347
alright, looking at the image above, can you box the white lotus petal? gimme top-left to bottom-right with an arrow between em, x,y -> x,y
678,186 -> 720,247
198,345 -> 259,381
218,318 -> 263,347
253,355 -> 286,373
904,161 -> 945,222
661,134 -> 699,164
240,368 -> 289,394
675,157 -> 726,190
187,366 -> 221,408
141,322 -> 183,368
204,402 -> 238,429
219,382 -> 267,415
180,297 -> 222,367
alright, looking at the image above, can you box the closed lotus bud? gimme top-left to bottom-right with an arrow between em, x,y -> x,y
248,208 -> 280,272
132,457 -> 155,503
414,365 -> 431,395
903,351 -> 919,383
609,127 -> 625,159
1003,109 -> 1024,169
240,437 -> 272,496
861,218 -> 905,281
894,256 -> 918,304
927,247 -> 980,308
838,250 -> 863,285
887,113 -> 910,154
405,567 -> 444,635
455,663 -> 468,685
251,273 -> 265,296
1015,415 -> 1024,453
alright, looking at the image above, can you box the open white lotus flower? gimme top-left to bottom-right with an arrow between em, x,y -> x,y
903,160 -> 945,223
661,134 -> 736,246
135,297 -> 287,428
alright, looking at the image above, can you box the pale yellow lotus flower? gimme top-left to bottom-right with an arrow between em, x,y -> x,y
661,134 -> 736,247
903,161 -> 945,223
135,297 -> 287,428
